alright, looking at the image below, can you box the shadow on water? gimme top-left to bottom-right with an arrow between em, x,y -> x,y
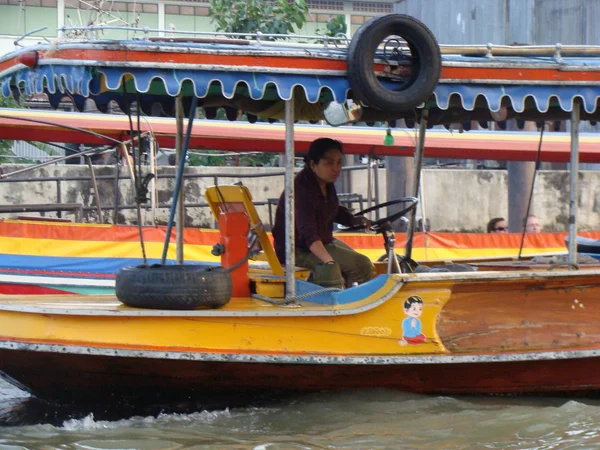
5,386 -> 600,428
0,390 -> 293,427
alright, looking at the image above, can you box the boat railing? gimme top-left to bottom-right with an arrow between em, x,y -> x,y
266,192 -> 365,228
0,203 -> 84,222
50,25 -> 600,58
56,25 -> 350,49
0,164 -> 372,227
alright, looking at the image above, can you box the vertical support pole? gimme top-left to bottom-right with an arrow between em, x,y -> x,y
56,179 -> 62,218
86,155 -> 103,223
113,164 -> 120,224
161,96 -> 198,265
507,121 -> 537,233
405,110 -> 428,260
57,0 -> 64,38
344,12 -> 352,39
419,176 -> 426,231
175,96 -> 184,264
157,3 -> 165,37
373,157 -> 380,220
149,137 -> 157,225
568,101 -> 581,268
366,155 -> 372,219
284,97 -> 296,297
120,143 -> 137,189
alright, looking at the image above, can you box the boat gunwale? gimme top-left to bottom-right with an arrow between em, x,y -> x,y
399,267 -> 600,283
0,276 -> 405,317
2,340 -> 600,365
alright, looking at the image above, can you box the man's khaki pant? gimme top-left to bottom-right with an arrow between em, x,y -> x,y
295,239 -> 375,288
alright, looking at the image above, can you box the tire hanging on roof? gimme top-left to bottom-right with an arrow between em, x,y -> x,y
347,14 -> 441,113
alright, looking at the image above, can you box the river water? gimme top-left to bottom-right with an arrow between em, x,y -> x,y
2,378 -> 600,449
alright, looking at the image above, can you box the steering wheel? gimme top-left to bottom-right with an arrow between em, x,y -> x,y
344,197 -> 418,232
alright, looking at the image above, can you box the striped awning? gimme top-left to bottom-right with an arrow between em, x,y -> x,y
1,41 -> 600,123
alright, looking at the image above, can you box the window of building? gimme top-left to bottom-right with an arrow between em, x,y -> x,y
352,2 -> 393,13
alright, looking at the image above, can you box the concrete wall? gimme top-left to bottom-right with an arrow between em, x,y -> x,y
1,164 -> 598,232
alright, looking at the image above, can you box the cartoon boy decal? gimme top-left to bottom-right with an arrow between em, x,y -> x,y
399,295 -> 426,346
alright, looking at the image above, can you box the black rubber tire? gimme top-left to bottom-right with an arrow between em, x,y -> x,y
347,14 -> 441,113
116,265 -> 232,310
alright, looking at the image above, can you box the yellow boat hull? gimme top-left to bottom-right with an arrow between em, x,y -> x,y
3,271 -> 600,405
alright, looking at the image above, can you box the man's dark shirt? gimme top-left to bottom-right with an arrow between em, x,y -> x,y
272,167 -> 355,263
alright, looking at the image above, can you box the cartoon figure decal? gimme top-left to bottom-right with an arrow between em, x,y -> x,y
399,295 -> 426,346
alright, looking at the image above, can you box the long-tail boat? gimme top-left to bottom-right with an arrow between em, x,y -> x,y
1,14 -> 600,409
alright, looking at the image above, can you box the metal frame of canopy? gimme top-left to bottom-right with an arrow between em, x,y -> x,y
1,29 -> 599,297
1,108 -> 600,162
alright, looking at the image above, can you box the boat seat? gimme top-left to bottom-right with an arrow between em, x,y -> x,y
205,184 -> 284,276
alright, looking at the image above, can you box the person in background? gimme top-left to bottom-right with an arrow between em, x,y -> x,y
524,215 -> 542,233
271,138 -> 375,288
487,217 -> 508,233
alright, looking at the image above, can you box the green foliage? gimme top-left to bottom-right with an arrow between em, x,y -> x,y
316,15 -> 347,37
188,150 -> 278,167
188,151 -> 225,167
0,96 -> 19,164
209,0 -> 308,38
204,0 -> 309,165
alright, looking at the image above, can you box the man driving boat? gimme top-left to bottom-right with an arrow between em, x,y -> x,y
272,138 -> 375,288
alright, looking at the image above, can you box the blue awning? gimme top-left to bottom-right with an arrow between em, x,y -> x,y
434,84 -> 600,115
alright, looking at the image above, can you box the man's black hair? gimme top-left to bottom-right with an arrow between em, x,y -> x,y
303,138 -> 343,166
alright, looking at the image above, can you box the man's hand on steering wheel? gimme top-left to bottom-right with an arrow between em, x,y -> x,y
351,215 -> 371,230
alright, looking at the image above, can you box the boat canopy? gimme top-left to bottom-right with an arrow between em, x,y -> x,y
2,107 -> 600,162
1,39 -> 600,124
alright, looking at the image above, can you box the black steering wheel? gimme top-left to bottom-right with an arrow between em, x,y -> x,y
344,197 -> 418,232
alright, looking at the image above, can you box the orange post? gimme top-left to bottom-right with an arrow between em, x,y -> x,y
219,211 -> 250,297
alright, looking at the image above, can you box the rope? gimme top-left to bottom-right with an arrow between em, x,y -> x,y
517,122 -> 545,261
226,248 -> 253,272
124,90 -> 149,264
252,287 -> 342,306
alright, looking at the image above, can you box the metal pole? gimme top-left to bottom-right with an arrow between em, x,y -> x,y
284,97 -> 296,297
0,146 -> 105,179
373,157 -> 380,220
175,97 -> 185,264
120,142 -> 137,193
149,137 -> 157,225
160,96 -> 198,265
85,156 -> 103,223
57,180 -> 62,219
568,101 -> 581,268
366,156 -> 372,220
419,175 -> 426,231
405,110 -> 428,260
113,163 -> 120,224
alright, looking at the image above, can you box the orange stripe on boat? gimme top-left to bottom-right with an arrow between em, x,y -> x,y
0,220 -> 220,244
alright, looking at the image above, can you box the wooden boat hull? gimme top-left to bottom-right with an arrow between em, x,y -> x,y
2,346 -> 600,405
3,271 -> 600,404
